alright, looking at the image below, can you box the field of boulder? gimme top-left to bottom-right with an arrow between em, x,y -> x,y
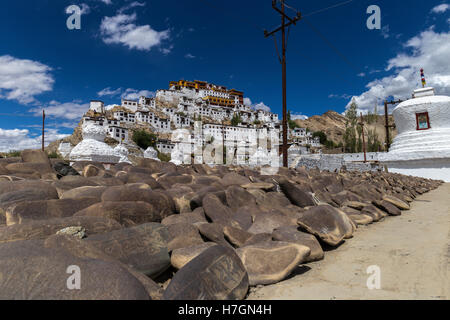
0,150 -> 443,300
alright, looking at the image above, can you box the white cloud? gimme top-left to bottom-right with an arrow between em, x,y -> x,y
30,101 -> 90,120
0,55 -> 54,104
97,87 -> 154,100
431,3 -> 449,13
185,53 -> 195,59
118,1 -> 145,13
345,29 -> 450,113
98,87 -> 122,97
357,72 -> 366,77
252,102 -> 271,112
121,88 -> 154,100
100,13 -> 170,51
243,97 -> 252,106
0,128 -> 68,153
290,113 -> 309,120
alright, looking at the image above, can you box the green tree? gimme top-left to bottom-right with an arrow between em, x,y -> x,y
312,131 -> 327,145
132,130 -> 157,150
231,113 -> 242,126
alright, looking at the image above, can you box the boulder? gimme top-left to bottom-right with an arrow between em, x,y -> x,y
225,186 -> 257,211
202,193 -> 234,226
52,162 -> 79,177
231,206 -> 257,231
221,172 -> 251,187
382,194 -> 410,210
0,180 -> 58,198
52,177 -> 100,197
247,210 -> 297,235
236,241 -> 310,285
0,188 -> 59,211
86,223 -> 170,278
161,209 -> 207,226
171,242 -> 217,269
223,225 -> 253,247
272,226 -> 324,262
297,205 -> 355,246
243,233 -> 273,246
74,201 -> 160,227
163,245 -> 249,300
167,223 -> 205,251
0,240 -> 150,299
241,182 -> 276,191
82,164 -> 103,177
44,234 -> 163,300
361,204 -> 387,221
0,216 -> 121,243
6,198 -> 100,226
372,200 -> 402,216
278,179 -> 315,208
166,186 -> 195,213
196,222 -> 233,248
60,186 -> 107,200
21,150 -> 51,164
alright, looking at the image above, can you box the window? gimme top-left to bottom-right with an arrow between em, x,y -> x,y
416,112 -> 431,130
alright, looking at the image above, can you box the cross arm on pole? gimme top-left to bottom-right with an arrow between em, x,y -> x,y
264,16 -> 301,37
271,4 -> 301,25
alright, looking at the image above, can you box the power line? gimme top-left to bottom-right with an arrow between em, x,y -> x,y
302,16 -> 362,75
303,0 -> 355,18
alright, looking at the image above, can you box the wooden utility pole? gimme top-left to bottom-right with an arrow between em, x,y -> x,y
359,112 -> 367,163
384,99 -> 403,151
42,110 -> 45,152
264,0 -> 301,167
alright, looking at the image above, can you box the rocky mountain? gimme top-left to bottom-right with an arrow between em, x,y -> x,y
294,110 -> 398,149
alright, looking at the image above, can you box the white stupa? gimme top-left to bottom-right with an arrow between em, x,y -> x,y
114,143 -> 132,164
144,146 -> 160,161
379,84 -> 450,182
69,123 -> 121,164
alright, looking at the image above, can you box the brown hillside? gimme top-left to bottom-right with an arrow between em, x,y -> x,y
294,111 -> 397,148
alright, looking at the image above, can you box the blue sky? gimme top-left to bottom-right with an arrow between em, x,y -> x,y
0,0 -> 449,151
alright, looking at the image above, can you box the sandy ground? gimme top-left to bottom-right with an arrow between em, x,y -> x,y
248,183 -> 450,300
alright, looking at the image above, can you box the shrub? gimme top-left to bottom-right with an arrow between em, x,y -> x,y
132,130 -> 157,150
158,152 -> 171,162
47,151 -> 60,159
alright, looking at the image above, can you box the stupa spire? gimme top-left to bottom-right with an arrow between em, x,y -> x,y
420,68 -> 426,88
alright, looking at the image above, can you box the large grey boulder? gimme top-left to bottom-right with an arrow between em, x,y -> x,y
86,223 -> 170,279
163,245 -> 249,300
297,205 -> 355,246
236,241 -> 310,286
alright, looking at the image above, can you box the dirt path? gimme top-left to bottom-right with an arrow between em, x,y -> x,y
248,183 -> 450,300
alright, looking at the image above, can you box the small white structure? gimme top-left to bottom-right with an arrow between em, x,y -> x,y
89,100 -> 104,114
58,142 -> 73,158
144,146 -> 160,161
69,123 -> 120,164
114,144 -> 132,164
379,87 -> 450,182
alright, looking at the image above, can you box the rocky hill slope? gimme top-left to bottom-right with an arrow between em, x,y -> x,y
294,111 -> 398,149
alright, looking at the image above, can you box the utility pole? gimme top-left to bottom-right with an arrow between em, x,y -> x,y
359,112 -> 366,163
264,0 -> 301,168
384,99 -> 403,151
42,110 -> 45,152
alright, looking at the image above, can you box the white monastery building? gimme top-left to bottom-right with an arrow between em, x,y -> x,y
78,79 -> 320,159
